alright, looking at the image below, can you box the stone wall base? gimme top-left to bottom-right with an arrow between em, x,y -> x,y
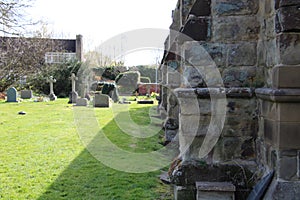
264,180 -> 300,200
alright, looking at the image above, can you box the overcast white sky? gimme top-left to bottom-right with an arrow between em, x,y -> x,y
29,0 -> 177,65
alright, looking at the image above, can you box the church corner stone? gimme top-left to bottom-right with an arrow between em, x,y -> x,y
159,0 -> 300,199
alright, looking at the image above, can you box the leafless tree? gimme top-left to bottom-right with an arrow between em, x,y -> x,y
0,0 -> 36,36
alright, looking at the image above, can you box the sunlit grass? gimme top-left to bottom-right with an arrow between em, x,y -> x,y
0,99 -> 172,200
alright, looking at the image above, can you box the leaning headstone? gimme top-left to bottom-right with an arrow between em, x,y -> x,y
47,76 -> 57,101
68,73 -> 78,104
76,98 -> 88,106
21,90 -> 33,99
6,87 -> 18,102
94,93 -> 110,107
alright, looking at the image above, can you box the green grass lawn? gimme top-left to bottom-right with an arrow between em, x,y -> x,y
0,98 -> 173,200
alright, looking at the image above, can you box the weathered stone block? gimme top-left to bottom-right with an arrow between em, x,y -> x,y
275,0 -> 300,9
174,186 -> 195,200
160,64 -> 167,84
212,0 -> 259,16
167,72 -> 181,88
227,42 -> 257,66
258,99 -> 276,119
276,33 -> 300,65
266,39 -> 277,67
183,41 -> 226,67
178,98 -> 201,115
264,119 -> 300,149
182,65 -> 206,88
276,6 -> 300,33
278,155 -> 298,180
179,17 -> 211,42
222,137 -> 241,160
278,122 -> 300,149
260,99 -> 300,122
264,180 -> 300,200
272,65 -> 300,88
179,134 -> 205,161
190,0 -> 211,16
280,102 -> 300,122
196,182 -> 235,200
213,16 -> 260,41
222,66 -> 257,87
264,0 -> 276,15
179,114 -> 209,136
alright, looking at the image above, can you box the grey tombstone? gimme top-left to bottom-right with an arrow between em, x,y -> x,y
6,87 -> 18,102
76,98 -> 88,106
94,93 -> 110,108
68,73 -> 78,104
47,76 -> 57,101
21,90 -> 33,99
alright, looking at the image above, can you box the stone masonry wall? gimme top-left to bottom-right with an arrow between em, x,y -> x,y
159,0 -> 300,199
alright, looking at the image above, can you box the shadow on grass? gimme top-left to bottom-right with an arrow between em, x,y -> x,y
37,107 -> 174,200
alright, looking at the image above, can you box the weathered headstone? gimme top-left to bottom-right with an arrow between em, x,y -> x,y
94,93 -> 110,107
6,87 -> 18,102
21,90 -> 33,99
76,98 -> 88,106
68,73 -> 78,104
84,80 -> 91,100
47,76 -> 57,101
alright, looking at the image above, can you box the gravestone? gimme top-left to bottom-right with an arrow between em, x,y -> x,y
84,79 -> 91,100
6,87 -> 18,102
94,93 -> 110,108
68,73 -> 78,104
76,98 -> 88,106
21,90 -> 33,99
47,76 -> 57,101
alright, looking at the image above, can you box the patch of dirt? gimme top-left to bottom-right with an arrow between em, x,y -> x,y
0,92 -> 6,100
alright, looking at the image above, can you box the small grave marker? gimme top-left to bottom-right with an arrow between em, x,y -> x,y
6,87 -> 18,102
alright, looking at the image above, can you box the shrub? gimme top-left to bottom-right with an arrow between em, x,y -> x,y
140,76 -> 151,83
28,60 -> 81,96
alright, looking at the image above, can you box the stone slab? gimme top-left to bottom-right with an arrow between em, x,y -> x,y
264,119 -> 300,149
196,181 -> 236,192
20,90 -> 33,99
272,65 -> 300,88
196,182 -> 235,200
94,93 -> 109,108
76,98 -> 88,106
256,88 -> 300,102
259,99 -> 300,122
137,100 -> 154,104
